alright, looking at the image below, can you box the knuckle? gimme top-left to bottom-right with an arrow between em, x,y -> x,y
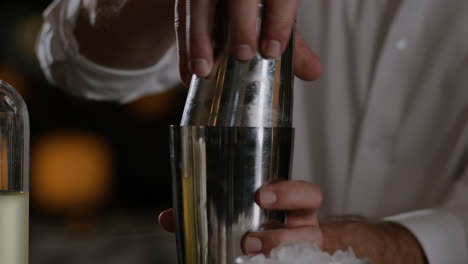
189,36 -> 211,56
190,26 -> 210,40
230,26 -> 257,45
317,230 -> 324,247
301,226 -> 323,245
272,229 -> 291,245
261,226 -> 323,252
271,227 -> 320,246
275,20 -> 294,38
294,181 -> 323,208
263,15 -> 295,40
310,184 -> 323,206
190,34 -> 208,45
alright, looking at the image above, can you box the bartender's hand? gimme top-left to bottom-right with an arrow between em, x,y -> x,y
157,180 -> 323,246
175,0 -> 322,84
158,180 -> 324,253
241,181 -> 428,263
159,180 -> 428,264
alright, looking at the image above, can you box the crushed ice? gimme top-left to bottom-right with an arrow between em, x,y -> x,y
235,243 -> 370,264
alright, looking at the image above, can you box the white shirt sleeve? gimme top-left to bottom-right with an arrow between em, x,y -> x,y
385,209 -> 468,264
385,167 -> 468,264
35,0 -> 181,104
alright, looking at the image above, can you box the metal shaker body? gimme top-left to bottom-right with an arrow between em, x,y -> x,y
170,126 -> 293,264
170,15 -> 295,263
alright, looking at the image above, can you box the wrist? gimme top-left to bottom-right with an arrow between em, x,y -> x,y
320,217 -> 428,264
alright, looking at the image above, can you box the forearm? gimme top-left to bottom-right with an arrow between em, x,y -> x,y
321,219 -> 427,264
74,0 -> 175,69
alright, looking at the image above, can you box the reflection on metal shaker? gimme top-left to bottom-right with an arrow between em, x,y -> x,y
170,14 -> 295,263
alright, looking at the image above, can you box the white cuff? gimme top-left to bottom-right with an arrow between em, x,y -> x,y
36,0 -> 181,104
385,209 -> 468,264
64,45 -> 180,103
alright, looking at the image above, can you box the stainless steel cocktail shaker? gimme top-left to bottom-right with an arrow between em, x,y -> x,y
170,6 -> 295,264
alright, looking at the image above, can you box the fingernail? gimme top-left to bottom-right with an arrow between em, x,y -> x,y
260,190 -> 277,205
191,59 -> 210,77
262,40 -> 281,58
235,45 -> 254,61
245,237 -> 263,253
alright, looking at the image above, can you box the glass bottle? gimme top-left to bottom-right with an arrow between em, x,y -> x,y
0,80 -> 30,264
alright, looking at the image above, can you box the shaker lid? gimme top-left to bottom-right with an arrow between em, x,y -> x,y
180,36 -> 294,128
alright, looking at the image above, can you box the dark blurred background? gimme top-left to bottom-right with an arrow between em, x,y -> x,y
1,0 -> 185,263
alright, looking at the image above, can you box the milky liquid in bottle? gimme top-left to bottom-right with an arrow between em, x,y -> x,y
0,192 -> 29,264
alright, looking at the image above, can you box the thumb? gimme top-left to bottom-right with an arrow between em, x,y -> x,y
293,32 -> 322,81
158,208 -> 176,233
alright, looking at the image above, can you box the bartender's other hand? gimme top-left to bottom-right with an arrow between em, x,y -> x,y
175,0 -> 322,84
157,180 -> 324,247
242,180 -> 323,255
